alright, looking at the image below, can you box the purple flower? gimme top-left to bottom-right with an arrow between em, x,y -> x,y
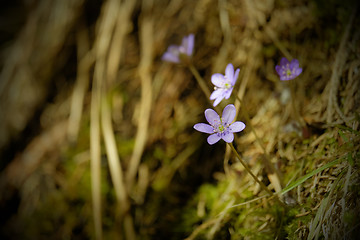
162,34 -> 195,63
275,57 -> 302,81
210,63 -> 240,107
194,104 -> 245,145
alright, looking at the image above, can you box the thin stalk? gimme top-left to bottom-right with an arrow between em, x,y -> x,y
188,63 -> 212,99
228,143 -> 274,196
235,95 -> 282,185
229,143 -> 286,207
288,80 -> 304,126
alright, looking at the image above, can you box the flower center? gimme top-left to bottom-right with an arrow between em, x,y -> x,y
218,125 -> 225,132
179,46 -> 186,54
213,118 -> 230,135
286,69 -> 292,76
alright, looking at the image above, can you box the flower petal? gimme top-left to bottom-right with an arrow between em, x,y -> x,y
205,109 -> 220,125
229,121 -> 246,132
290,59 -> 299,69
222,104 -> 236,124
280,75 -> 290,81
225,63 -> 234,81
207,134 -> 221,145
194,123 -> 214,134
162,51 -> 180,63
213,95 -> 224,107
280,57 -> 289,66
221,132 -> 234,143
211,73 -> 226,87
210,89 -> 224,100
233,68 -> 240,85
275,65 -> 283,76
224,88 -> 233,99
295,67 -> 303,77
185,34 -> 195,56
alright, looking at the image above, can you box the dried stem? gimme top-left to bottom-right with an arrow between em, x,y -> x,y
90,59 -> 103,240
68,27 -> 93,142
127,16 -> 153,190
101,96 -> 128,209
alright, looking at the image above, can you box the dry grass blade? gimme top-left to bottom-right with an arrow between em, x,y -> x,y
101,98 -> 128,208
326,5 -> 358,124
127,12 -> 153,190
68,27 -> 93,143
89,0 -> 122,238
90,67 -> 102,240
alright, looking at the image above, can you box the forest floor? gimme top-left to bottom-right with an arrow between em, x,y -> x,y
0,0 -> 359,239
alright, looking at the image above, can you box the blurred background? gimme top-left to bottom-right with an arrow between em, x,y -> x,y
0,0 -> 359,239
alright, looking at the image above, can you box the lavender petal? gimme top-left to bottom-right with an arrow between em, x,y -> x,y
295,67 -> 303,76
210,89 -> 224,100
224,88 -> 233,99
162,52 -> 180,63
213,95 -> 224,107
229,121 -> 246,132
205,108 -> 220,125
290,59 -> 299,69
222,104 -> 236,123
207,134 -> 221,145
233,68 -> 240,85
222,132 -> 234,143
225,63 -> 234,81
185,34 -> 195,56
280,57 -> 289,66
211,73 -> 226,88
194,123 -> 214,134
275,65 -> 282,76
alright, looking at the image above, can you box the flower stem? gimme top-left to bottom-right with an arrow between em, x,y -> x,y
288,80 -> 304,126
188,63 -> 211,99
235,95 -> 282,186
228,143 -> 286,207
228,143 -> 274,196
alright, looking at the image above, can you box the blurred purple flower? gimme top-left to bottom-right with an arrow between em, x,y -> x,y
162,34 -> 195,63
275,57 -> 302,81
194,104 -> 245,145
210,63 -> 240,107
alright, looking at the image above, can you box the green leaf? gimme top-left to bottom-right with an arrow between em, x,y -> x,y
338,129 -> 349,142
336,124 -> 360,135
280,158 -> 341,195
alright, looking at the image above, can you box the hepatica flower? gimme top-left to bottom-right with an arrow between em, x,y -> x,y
210,63 -> 240,107
194,104 -> 245,145
162,34 -> 194,63
275,57 -> 302,81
